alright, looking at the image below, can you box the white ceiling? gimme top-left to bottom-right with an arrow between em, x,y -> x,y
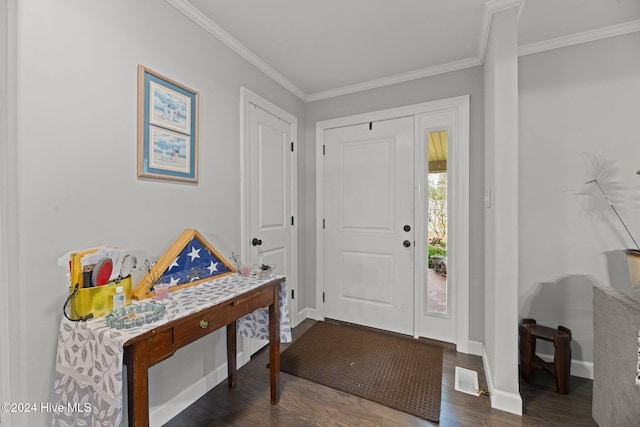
170,0 -> 640,101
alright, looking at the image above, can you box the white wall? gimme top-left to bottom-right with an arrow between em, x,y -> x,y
303,67 -> 486,341
5,0 -> 304,425
518,32 -> 640,374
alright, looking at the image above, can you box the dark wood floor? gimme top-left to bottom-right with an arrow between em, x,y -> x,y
164,319 -> 596,427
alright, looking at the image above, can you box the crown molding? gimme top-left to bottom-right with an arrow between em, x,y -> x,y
166,0 -> 483,103
518,19 -> 640,57
478,0 -> 525,62
165,0 -> 307,101
305,56 -> 482,102
168,0 -> 636,103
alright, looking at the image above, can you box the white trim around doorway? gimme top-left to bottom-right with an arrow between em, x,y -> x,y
0,0 -> 20,421
315,95 -> 470,352
239,88 -> 299,364
240,87 -> 299,320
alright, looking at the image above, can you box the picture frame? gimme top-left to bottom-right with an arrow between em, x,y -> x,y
132,229 -> 236,300
137,65 -> 199,182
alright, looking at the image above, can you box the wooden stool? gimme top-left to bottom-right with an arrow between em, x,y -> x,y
519,318 -> 572,394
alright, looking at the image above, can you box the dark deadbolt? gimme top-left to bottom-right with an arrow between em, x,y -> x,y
403,225 -> 411,232
252,238 -> 263,246
403,240 -> 411,248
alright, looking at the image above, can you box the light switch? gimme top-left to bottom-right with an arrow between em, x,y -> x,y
485,189 -> 491,208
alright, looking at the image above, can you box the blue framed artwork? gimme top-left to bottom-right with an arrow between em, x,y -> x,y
137,65 -> 199,182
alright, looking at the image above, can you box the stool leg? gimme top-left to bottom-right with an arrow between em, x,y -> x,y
518,325 -> 525,378
553,335 -> 571,394
519,325 -> 534,381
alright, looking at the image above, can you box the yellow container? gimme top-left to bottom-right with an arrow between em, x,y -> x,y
70,276 -> 133,320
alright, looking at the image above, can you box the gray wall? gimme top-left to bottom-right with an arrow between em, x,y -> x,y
6,0 -> 304,425
304,66 -> 486,343
518,32 -> 640,369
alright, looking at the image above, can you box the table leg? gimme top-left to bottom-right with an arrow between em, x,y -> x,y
269,284 -> 281,404
227,321 -> 237,388
125,341 -> 150,427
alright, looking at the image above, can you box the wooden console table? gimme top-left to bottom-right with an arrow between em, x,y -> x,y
123,277 -> 284,426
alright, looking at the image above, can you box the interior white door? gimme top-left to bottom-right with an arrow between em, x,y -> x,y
249,104 -> 292,272
323,117 -> 415,335
246,100 -> 294,354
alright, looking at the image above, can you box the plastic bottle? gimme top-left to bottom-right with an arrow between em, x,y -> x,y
113,286 -> 125,310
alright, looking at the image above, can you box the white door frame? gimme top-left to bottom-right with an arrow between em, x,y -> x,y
0,0 -> 18,423
0,0 -> 27,420
315,96 -> 470,352
239,87 -> 298,361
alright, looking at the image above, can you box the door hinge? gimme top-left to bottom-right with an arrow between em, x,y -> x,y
323,218 -> 325,229
291,289 -> 295,299
322,292 -> 325,303
291,141 -> 294,152
291,216 -> 294,226
369,122 -> 372,130
323,145 -> 326,155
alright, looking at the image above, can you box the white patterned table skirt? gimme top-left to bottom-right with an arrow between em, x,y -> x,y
52,275 -> 291,427
637,331 -> 640,387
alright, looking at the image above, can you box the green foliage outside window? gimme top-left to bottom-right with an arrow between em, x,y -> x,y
428,237 -> 447,268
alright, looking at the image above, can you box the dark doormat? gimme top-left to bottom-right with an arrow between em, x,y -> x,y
280,320 -> 443,423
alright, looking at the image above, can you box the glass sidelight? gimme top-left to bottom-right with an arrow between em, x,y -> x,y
425,131 -> 448,315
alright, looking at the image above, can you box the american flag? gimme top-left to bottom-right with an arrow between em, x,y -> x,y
159,237 -> 231,286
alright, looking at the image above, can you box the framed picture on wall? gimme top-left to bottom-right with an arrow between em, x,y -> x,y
137,65 -> 199,182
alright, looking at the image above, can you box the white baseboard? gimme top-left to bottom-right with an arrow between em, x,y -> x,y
490,388 -> 523,416
292,307 -> 312,327
481,345 -> 523,416
148,352 -> 244,427
468,340 -> 483,356
300,307 -> 320,321
536,352 -> 594,380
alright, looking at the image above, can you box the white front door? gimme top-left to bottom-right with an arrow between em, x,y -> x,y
317,97 -> 470,350
323,117 -> 415,336
242,88 -> 297,356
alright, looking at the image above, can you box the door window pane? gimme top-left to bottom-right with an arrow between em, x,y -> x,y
425,131 -> 447,315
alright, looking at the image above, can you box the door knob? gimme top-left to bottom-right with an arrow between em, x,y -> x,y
403,240 -> 411,248
403,225 -> 411,232
252,238 -> 262,246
